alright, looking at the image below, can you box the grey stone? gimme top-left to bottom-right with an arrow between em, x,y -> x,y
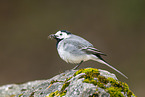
0,68 -> 136,97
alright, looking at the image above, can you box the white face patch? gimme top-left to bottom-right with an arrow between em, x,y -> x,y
55,31 -> 71,39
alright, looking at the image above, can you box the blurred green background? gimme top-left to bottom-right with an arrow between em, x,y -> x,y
0,0 -> 145,96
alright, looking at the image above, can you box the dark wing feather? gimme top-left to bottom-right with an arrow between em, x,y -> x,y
81,47 -> 107,56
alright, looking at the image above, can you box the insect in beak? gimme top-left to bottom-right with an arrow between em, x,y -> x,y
48,34 -> 57,39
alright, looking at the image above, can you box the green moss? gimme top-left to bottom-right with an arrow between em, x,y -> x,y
89,92 -> 99,97
74,68 -> 99,77
40,92 -> 43,95
65,77 -> 72,82
106,77 -> 136,97
106,87 -> 124,97
48,90 -> 59,97
48,68 -> 136,97
10,95 -> 16,97
97,82 -> 106,89
60,90 -> 67,96
74,68 -> 136,97
29,91 -> 35,97
76,68 -> 106,89
18,94 -> 23,97
76,68 -> 100,86
98,75 -> 109,84
48,90 -> 67,97
48,81 -> 70,97
83,78 -> 96,85
50,80 -> 63,84
21,89 -> 27,91
61,82 -> 70,92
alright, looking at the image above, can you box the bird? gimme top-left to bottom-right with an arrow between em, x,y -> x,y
48,30 -> 128,79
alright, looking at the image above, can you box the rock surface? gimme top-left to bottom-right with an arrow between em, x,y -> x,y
0,68 -> 136,97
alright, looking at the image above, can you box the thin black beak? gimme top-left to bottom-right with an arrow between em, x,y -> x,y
48,34 -> 56,39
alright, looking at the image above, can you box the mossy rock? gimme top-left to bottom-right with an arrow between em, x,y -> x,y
0,68 -> 136,97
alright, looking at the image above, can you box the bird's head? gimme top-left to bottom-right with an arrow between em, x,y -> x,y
49,30 -> 71,40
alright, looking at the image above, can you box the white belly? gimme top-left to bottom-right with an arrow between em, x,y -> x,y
57,48 -> 89,64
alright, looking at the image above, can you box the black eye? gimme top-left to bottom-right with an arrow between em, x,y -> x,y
60,33 -> 62,36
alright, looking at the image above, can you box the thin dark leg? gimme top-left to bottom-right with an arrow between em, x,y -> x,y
72,60 -> 83,70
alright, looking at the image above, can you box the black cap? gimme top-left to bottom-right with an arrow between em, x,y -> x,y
61,30 -> 71,34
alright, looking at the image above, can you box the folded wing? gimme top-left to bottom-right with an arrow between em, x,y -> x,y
81,47 -> 107,56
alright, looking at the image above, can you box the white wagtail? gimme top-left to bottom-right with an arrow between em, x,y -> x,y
49,30 -> 128,79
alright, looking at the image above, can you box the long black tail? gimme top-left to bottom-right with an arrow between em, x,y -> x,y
94,54 -> 128,79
